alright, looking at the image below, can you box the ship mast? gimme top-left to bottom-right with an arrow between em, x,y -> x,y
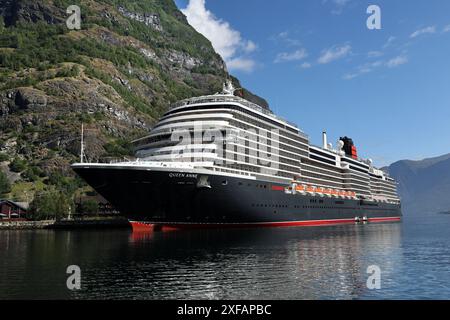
222,79 -> 242,96
80,123 -> 84,163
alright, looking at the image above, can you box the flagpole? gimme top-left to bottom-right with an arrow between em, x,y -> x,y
80,123 -> 84,163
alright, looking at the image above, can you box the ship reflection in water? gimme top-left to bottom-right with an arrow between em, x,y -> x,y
2,221 -> 414,300
125,223 -> 403,300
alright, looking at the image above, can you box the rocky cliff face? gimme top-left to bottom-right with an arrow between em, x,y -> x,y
0,0 -> 268,201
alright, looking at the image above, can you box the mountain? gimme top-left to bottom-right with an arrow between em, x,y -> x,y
0,0 -> 268,201
386,153 -> 450,215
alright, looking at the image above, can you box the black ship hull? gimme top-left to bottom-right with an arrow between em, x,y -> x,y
72,165 -> 402,230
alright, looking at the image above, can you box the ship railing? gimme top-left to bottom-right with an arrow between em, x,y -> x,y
210,166 -> 253,177
169,95 -> 299,129
96,157 -> 135,164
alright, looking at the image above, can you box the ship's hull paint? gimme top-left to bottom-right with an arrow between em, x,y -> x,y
73,167 -> 402,229
129,217 -> 401,232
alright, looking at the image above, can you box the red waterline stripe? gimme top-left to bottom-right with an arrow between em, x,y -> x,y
130,221 -> 156,232
246,218 -> 358,227
130,217 -> 401,231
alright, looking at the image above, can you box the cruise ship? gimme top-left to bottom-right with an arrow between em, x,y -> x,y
72,81 -> 401,230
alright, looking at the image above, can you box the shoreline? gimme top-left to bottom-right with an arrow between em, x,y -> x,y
0,218 -> 131,230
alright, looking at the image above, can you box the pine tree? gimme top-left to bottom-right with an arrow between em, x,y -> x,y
0,170 -> 11,195
0,16 -> 5,34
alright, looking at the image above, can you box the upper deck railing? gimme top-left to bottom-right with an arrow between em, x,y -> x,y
169,94 -> 300,130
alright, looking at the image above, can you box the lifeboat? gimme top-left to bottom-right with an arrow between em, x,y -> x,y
287,182 -> 358,200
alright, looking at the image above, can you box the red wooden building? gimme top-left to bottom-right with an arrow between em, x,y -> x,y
0,200 -> 29,220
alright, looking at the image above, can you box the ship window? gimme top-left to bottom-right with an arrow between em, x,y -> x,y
222,180 -> 228,186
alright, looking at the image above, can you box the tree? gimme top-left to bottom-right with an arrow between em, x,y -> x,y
47,172 -> 80,194
9,158 -> 27,173
22,166 -> 42,182
0,16 -> 5,34
0,152 -> 9,162
29,191 -> 73,221
0,170 -> 11,195
79,199 -> 99,215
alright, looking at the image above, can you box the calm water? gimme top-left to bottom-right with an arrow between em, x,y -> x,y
1,214 -> 450,300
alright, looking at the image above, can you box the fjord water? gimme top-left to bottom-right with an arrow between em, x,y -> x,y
1,214 -> 450,300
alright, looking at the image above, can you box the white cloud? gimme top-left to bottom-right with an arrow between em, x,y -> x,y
275,31 -> 302,46
226,58 -> 256,73
349,61 -> 383,78
243,40 -> 257,53
383,36 -> 396,48
323,0 -> 352,15
342,73 -> 358,80
443,25 -> 450,33
386,55 -> 408,68
368,51 -> 383,58
333,0 -> 351,5
410,26 -> 436,38
343,56 -> 407,80
317,44 -> 351,64
181,0 -> 257,72
275,49 -> 308,63
300,62 -> 312,69
360,60 -> 383,73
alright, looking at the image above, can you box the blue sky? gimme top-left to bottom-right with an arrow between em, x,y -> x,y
175,0 -> 450,166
